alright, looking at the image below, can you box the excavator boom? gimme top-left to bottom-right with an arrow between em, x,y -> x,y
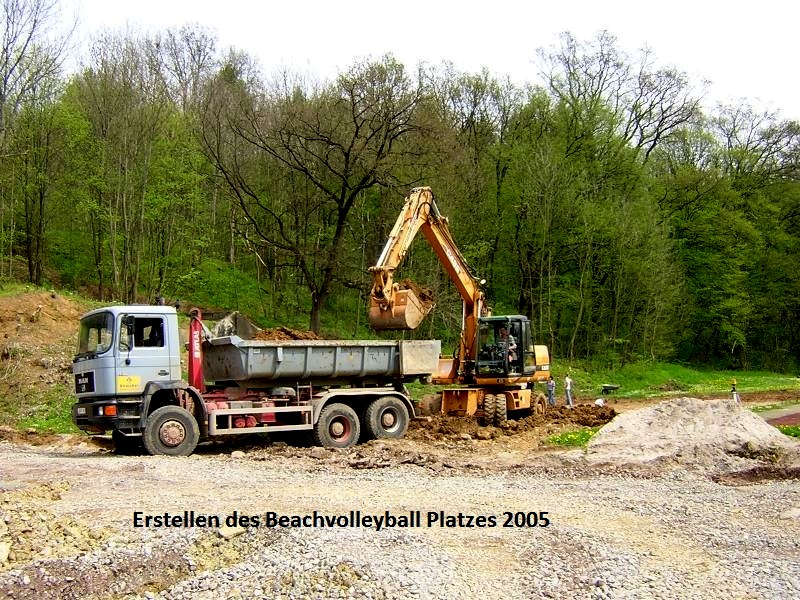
368,187 -> 483,332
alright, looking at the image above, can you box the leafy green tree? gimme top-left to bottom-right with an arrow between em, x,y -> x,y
201,55 -> 425,333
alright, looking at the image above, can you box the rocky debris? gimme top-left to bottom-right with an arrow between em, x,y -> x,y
209,312 -> 320,341
2,442 -> 799,600
0,483 -> 110,571
587,397 -> 800,472
209,312 -> 261,339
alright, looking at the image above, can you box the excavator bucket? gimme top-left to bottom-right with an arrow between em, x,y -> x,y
369,288 -> 432,330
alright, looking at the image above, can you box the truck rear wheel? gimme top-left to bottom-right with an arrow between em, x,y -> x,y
364,396 -> 409,440
314,403 -> 360,449
143,406 -> 199,457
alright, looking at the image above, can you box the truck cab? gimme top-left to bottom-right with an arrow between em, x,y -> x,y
72,306 -> 184,436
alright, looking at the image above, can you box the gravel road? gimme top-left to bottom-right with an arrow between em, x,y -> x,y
1,425 -> 799,600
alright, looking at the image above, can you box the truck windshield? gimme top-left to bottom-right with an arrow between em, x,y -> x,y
76,312 -> 114,358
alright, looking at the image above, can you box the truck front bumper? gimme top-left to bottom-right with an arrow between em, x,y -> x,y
72,399 -> 144,433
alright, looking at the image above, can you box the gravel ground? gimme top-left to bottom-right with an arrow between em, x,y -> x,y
1,430 -> 799,600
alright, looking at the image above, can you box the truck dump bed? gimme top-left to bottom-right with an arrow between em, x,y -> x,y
203,337 -> 441,384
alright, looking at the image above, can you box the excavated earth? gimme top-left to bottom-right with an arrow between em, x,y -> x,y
0,292 -> 799,599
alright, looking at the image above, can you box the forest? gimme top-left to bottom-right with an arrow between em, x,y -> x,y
1,0 -> 798,372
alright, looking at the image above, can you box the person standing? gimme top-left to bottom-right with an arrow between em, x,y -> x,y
546,375 -> 556,407
564,374 -> 574,408
498,327 -> 517,363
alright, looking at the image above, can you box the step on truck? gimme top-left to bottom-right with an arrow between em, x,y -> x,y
71,305 -> 440,456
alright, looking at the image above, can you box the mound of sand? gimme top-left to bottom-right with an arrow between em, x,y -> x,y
587,397 -> 800,470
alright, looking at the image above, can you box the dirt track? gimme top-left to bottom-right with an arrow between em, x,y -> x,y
2,397 -> 800,600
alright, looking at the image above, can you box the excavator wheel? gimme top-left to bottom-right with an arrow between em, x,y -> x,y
494,395 -> 508,426
482,394 -> 495,426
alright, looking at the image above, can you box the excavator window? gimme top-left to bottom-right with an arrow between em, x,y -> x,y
477,320 -> 517,375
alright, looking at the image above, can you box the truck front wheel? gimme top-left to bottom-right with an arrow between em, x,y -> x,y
364,396 -> 409,439
143,406 -> 199,456
314,403 -> 360,449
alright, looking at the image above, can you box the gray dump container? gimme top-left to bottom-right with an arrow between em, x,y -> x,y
203,337 -> 441,384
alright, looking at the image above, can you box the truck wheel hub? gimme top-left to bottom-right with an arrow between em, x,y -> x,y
330,421 -> 345,437
159,420 -> 186,447
381,411 -> 396,428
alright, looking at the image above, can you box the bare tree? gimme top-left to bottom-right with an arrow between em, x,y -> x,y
202,55 -> 425,332
147,24 -> 217,113
0,0 -> 71,278
712,104 -> 800,194
540,31 -> 701,164
0,0 -> 70,140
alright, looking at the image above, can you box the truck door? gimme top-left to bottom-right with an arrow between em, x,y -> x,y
115,314 -> 172,395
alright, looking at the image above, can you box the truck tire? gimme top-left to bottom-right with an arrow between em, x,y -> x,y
142,405 -> 199,456
112,429 -> 143,455
483,394 -> 495,426
313,403 -> 360,449
364,396 -> 409,440
494,394 -> 508,426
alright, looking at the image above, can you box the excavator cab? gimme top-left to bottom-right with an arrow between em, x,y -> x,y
476,316 -> 535,377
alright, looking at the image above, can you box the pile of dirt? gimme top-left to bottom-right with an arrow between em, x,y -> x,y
408,404 -> 617,442
0,291 -> 85,392
586,397 -> 800,471
398,279 -> 436,306
251,326 -> 320,341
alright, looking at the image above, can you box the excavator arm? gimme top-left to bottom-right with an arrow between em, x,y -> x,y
369,187 -> 486,375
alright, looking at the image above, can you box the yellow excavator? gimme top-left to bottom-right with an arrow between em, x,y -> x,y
369,186 -> 551,424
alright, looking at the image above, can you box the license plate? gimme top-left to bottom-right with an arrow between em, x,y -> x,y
75,371 -> 95,394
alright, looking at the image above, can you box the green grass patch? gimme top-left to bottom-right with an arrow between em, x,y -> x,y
553,360 -> 800,401
546,426 -> 601,447
6,384 -> 78,434
776,425 -> 800,438
750,400 -> 800,413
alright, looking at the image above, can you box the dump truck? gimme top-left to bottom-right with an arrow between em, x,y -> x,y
71,305 -> 440,456
369,186 -> 551,425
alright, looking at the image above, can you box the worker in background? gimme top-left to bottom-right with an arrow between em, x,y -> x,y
564,374 -> 574,408
731,378 -> 740,403
547,375 -> 556,407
